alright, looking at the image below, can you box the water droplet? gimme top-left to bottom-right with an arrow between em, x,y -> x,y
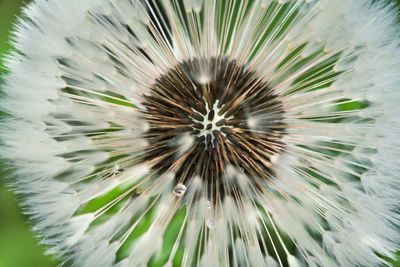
131,189 -> 142,199
113,164 -> 120,173
101,164 -> 124,179
173,183 -> 187,197
206,218 -> 215,228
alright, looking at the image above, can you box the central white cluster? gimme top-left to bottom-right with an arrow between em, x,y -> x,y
192,101 -> 230,141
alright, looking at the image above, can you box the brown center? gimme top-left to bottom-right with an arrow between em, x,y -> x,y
140,57 -> 286,198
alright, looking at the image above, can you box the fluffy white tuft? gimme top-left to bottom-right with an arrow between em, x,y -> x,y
1,0 -> 400,266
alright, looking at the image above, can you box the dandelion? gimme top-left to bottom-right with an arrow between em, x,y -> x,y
1,0 -> 400,266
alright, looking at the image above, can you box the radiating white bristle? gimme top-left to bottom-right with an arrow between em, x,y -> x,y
1,0 -> 400,266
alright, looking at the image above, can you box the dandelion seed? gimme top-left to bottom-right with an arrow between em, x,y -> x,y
1,0 -> 400,266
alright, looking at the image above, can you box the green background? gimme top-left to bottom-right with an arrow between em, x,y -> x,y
0,0 -> 399,267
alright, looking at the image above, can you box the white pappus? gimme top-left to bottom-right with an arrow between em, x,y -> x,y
1,0 -> 400,267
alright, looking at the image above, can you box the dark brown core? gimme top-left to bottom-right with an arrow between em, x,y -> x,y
140,57 -> 286,198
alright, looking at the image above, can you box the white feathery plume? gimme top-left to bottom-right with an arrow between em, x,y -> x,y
1,0 -> 400,266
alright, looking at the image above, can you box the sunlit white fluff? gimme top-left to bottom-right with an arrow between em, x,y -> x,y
1,0 -> 400,266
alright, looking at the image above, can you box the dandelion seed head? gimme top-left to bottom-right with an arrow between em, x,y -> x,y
141,56 -> 286,199
1,0 -> 400,266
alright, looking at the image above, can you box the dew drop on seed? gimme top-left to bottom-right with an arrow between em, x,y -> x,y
131,190 -> 141,199
112,164 -> 121,174
206,218 -> 215,229
173,183 -> 187,197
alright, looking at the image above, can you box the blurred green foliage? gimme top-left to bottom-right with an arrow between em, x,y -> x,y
0,0 -> 400,267
0,0 -> 24,71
